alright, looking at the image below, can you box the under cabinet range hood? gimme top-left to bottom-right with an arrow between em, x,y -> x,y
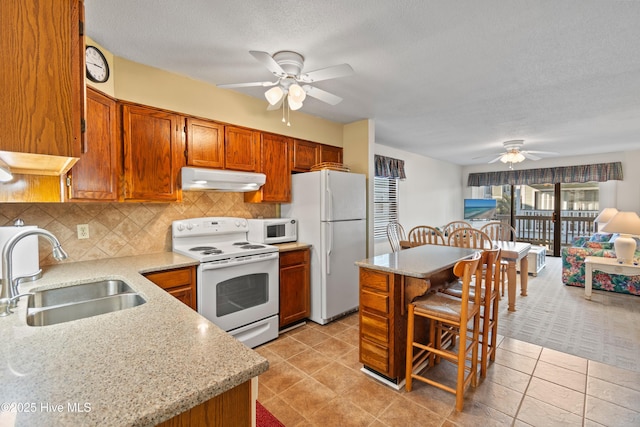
181,167 -> 266,192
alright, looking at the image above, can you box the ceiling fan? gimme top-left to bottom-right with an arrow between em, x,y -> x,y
217,51 -> 354,115
478,140 -> 558,168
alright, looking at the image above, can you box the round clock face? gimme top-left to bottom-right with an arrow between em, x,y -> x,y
85,46 -> 109,83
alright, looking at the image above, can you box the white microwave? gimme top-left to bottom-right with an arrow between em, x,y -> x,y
247,218 -> 297,244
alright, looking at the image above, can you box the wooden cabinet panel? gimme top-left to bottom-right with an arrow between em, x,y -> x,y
320,145 -> 343,164
186,117 -> 224,168
290,139 -> 319,172
0,0 -> 83,173
121,103 -> 183,201
360,338 -> 389,374
360,269 -> 391,292
144,266 -> 196,311
245,133 -> 290,203
156,379 -> 251,427
360,290 -> 389,315
67,88 -> 118,201
225,126 -> 259,172
279,248 -> 310,328
360,311 -> 390,343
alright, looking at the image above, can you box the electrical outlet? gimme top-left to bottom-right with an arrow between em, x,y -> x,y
77,224 -> 89,240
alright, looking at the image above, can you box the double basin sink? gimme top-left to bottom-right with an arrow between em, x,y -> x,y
26,279 -> 146,326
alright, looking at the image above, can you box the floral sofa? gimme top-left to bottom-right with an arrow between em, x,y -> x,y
562,233 -> 640,295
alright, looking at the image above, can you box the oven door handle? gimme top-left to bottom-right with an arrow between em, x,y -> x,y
199,253 -> 279,271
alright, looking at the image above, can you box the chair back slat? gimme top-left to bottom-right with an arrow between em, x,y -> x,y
408,225 -> 445,246
448,227 -> 493,249
443,220 -> 471,237
480,221 -> 517,242
386,222 -> 406,252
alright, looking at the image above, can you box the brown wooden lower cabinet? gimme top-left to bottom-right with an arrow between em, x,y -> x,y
143,266 -> 197,310
279,248 -> 310,328
156,379 -> 252,427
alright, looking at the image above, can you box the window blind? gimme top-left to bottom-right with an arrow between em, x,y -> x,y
373,177 -> 398,239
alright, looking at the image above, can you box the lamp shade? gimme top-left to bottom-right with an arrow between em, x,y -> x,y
264,86 -> 284,105
288,84 -> 306,104
601,211 -> 640,264
500,152 -> 525,164
594,207 -> 619,231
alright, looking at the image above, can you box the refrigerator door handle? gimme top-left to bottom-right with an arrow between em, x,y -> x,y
325,173 -> 333,221
326,222 -> 332,275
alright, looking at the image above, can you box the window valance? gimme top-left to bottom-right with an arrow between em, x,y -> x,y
374,155 -> 406,180
467,162 -> 623,187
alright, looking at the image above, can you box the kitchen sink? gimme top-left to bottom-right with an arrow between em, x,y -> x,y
28,279 -> 135,309
26,279 -> 146,327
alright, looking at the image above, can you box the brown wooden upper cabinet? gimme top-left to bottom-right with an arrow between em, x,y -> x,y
290,139 -> 319,172
185,117 -> 224,169
120,103 -> 184,202
224,126 -> 259,172
320,144 -> 343,164
245,133 -> 291,203
290,139 -> 344,172
66,88 -> 119,201
0,0 -> 84,175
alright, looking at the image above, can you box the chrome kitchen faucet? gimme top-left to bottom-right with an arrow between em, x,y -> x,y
0,228 -> 68,316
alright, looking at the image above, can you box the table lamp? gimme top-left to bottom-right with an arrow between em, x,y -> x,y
601,211 -> 640,264
593,207 -> 618,232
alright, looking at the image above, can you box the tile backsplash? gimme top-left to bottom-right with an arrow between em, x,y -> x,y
0,192 -> 276,266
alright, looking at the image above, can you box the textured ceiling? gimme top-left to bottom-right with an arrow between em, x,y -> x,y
84,0 -> 640,165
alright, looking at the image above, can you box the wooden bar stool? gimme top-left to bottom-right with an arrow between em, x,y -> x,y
440,248 -> 501,378
405,253 -> 481,412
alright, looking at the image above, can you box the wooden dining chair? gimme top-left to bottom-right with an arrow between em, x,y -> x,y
442,220 -> 471,238
480,221 -> 516,296
408,225 -> 445,247
447,227 -> 493,249
386,221 -> 406,252
405,253 -> 482,411
480,221 -> 517,242
440,247 -> 501,378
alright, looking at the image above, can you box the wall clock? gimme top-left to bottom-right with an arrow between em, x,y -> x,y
85,45 -> 110,83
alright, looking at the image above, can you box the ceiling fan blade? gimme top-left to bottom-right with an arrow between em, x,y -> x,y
302,85 -> 343,105
299,63 -> 354,83
217,80 -> 278,89
488,154 -> 505,164
266,97 -> 284,111
249,51 -> 286,77
522,152 -> 542,161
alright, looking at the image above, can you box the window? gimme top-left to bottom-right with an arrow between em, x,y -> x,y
373,177 -> 398,239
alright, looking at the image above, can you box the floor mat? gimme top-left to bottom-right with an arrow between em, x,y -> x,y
256,401 -> 285,427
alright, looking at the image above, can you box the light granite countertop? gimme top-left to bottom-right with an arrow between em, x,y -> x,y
355,244 -> 477,278
274,242 -> 312,252
0,252 -> 268,427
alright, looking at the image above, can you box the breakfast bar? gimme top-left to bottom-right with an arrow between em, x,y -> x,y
355,245 -> 477,387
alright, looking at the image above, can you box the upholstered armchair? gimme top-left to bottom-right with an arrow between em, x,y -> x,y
561,233 -> 640,295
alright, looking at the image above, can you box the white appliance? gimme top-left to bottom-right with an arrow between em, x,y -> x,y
247,218 -> 297,244
181,167 -> 266,192
281,170 -> 366,325
172,217 -> 279,348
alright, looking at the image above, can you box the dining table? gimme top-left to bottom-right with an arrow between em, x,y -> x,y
495,241 -> 532,312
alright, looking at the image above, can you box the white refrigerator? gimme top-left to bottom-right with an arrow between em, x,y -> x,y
281,170 -> 366,325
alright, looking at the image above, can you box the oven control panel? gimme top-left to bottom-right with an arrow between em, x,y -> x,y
172,217 -> 248,237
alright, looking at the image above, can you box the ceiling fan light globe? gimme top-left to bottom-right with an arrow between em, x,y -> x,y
288,96 -> 303,111
512,152 -> 525,163
265,86 -> 284,105
288,83 -> 306,103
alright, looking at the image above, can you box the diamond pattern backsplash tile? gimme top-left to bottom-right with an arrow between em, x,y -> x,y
0,192 -> 276,266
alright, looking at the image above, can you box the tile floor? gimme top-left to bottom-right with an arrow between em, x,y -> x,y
255,313 -> 640,427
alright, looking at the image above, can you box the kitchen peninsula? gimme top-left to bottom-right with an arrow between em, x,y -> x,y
355,245 -> 476,387
0,252 -> 267,426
